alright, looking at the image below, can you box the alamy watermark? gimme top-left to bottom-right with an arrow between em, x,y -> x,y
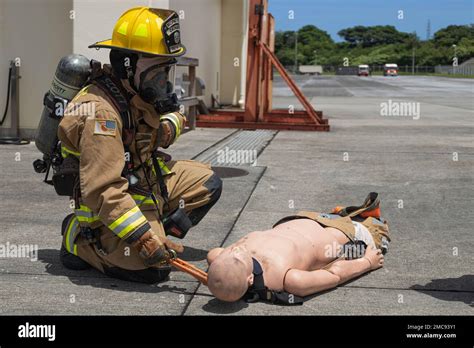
64,101 -> 96,117
0,242 -> 38,261
18,322 -> 55,341
380,99 -> 420,120
216,146 -> 257,166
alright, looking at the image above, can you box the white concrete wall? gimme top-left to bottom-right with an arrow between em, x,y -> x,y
0,0 -> 73,134
72,0 -> 169,63
170,0 -> 221,105
0,0 -> 244,135
220,0 -> 244,105
74,0 -> 222,105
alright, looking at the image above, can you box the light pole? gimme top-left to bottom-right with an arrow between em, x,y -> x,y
294,31 -> 298,73
313,50 -> 317,65
411,31 -> 417,75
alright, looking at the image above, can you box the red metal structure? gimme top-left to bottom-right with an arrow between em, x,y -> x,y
196,0 -> 329,131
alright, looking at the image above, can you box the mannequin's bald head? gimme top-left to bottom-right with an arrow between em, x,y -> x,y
207,246 -> 254,302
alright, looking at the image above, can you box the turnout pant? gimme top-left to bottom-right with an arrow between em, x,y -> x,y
61,160 -> 222,283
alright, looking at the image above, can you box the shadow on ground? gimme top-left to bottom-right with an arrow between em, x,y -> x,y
410,275 -> 474,306
36,248 -> 211,295
211,167 -> 249,178
201,298 -> 249,314
178,245 -> 209,262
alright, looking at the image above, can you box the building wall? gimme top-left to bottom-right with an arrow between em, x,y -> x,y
220,0 -> 244,105
0,0 -> 73,136
74,0 -> 223,105
72,0 -> 169,63
170,0 -> 222,105
0,0 -> 244,135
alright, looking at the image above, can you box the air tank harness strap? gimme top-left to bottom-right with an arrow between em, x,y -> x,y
152,150 -> 170,209
92,71 -> 139,188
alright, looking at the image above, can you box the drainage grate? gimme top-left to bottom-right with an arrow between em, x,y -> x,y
194,130 -> 277,166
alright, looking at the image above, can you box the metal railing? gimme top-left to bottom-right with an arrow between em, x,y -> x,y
311,64 -> 474,76
176,57 -> 199,130
434,65 -> 474,76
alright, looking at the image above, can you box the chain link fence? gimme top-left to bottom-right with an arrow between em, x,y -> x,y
313,65 -> 474,76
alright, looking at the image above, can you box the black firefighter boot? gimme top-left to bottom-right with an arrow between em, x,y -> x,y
60,214 -> 91,270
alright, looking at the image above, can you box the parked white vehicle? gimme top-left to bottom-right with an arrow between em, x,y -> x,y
299,65 -> 323,75
358,64 -> 370,76
384,63 -> 399,76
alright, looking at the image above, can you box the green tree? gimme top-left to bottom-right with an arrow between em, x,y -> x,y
338,25 -> 411,47
275,24 -> 474,69
433,25 -> 474,46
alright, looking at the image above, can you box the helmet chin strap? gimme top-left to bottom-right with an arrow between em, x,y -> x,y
120,78 -> 137,97
126,65 -> 137,94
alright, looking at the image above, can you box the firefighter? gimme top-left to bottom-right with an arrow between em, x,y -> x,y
57,7 -> 222,283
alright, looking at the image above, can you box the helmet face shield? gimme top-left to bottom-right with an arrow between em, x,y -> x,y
135,56 -> 179,114
135,57 -> 176,102
139,67 -> 172,103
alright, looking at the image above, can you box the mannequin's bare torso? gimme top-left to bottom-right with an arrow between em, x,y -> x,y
212,218 -> 350,291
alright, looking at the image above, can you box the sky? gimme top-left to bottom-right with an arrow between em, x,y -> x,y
268,0 -> 474,41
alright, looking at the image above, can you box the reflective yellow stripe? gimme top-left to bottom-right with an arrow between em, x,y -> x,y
109,206 -> 140,230
132,194 -> 144,204
149,158 -> 171,176
134,23 -> 148,38
161,113 -> 182,138
163,114 -> 181,140
117,21 -> 129,35
116,215 -> 147,238
61,145 -> 81,158
157,158 -> 171,175
132,194 -> 156,206
65,216 -> 79,255
76,215 -> 100,223
108,206 -> 147,238
75,205 -> 100,223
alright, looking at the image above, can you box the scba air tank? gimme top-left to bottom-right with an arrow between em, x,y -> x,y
35,54 -> 91,155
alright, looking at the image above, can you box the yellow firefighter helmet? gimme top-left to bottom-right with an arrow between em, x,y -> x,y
89,7 -> 186,57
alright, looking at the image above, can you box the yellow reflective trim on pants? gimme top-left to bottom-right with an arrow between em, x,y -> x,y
161,113 -> 181,138
61,145 -> 81,158
149,158 -> 171,176
76,215 -> 101,223
108,206 -> 148,238
157,158 -> 171,174
132,194 -> 156,206
65,216 -> 79,255
75,205 -> 100,224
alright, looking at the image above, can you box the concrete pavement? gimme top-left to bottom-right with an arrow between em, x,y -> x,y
0,75 -> 472,315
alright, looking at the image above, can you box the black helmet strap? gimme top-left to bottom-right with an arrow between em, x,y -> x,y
110,49 -> 138,90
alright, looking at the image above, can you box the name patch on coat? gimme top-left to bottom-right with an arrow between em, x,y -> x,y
94,120 -> 116,136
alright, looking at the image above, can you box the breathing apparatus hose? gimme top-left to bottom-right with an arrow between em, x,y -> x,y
0,63 -> 29,145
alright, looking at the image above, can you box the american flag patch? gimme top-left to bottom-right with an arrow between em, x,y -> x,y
94,120 -> 116,136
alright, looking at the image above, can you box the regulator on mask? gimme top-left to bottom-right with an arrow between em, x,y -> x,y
135,57 -> 180,115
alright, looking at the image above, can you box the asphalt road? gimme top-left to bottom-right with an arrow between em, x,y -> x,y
0,75 -> 472,315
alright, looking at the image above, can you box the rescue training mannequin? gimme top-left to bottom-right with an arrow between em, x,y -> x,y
57,7 -> 222,284
207,193 -> 390,304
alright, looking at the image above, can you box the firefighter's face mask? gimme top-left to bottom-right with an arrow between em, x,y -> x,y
134,56 -> 179,115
